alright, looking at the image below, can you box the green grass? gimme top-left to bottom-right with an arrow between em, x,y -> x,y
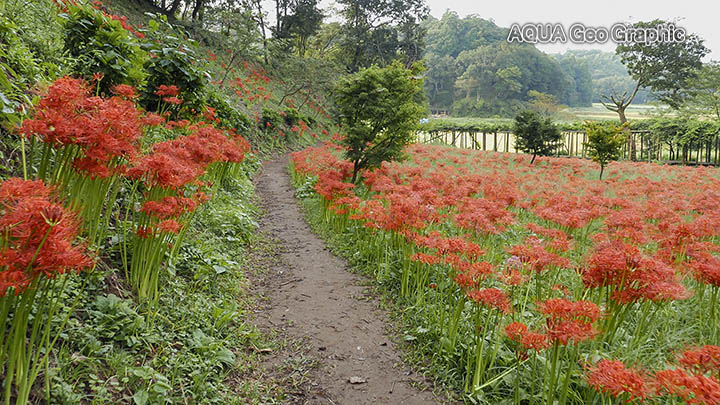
45,166 -> 287,404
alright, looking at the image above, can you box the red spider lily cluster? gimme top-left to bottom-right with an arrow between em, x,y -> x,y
19,77 -> 142,179
292,141 -> 720,400
19,76 -> 251,301
0,178 -> 92,296
587,347 -> 720,403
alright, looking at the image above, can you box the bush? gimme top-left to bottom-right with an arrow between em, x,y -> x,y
204,90 -> 251,133
61,2 -> 148,94
138,15 -> 209,116
334,61 -> 426,183
513,110 -> 562,164
260,107 -> 283,131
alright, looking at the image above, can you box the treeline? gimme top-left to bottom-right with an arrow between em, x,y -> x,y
422,12 -> 593,117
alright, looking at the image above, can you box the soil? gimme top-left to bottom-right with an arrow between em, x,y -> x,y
250,154 -> 447,405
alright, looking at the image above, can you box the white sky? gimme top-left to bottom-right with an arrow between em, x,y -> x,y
422,0 -> 719,59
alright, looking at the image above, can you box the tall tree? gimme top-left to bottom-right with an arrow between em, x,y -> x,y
276,0 -> 323,56
337,0 -> 429,72
602,20 -> 708,124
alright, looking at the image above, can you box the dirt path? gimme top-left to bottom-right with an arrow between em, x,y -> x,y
251,154 -> 444,405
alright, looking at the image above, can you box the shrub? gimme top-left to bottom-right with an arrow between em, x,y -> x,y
61,2 -> 148,94
584,121 -> 627,179
513,110 -> 562,164
334,61 -> 426,183
138,16 -> 209,116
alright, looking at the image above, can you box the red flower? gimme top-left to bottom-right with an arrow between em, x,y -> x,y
654,368 -> 720,404
679,345 -> 720,377
112,84 -> 138,99
155,85 -> 180,97
162,96 -> 183,105
0,178 -> 93,296
586,359 -> 649,401
466,288 -> 511,313
158,219 -> 182,234
504,321 -> 549,352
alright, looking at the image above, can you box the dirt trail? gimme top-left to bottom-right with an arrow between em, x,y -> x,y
251,154 -> 443,404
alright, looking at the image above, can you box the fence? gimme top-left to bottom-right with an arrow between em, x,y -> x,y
417,129 -> 720,165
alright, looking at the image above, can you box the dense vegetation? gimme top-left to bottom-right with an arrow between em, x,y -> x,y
553,50 -> 655,105
0,0 -> 335,402
293,140 -> 720,404
422,12 -> 593,116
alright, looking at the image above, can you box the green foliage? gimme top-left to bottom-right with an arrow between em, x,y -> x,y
513,110 -> 562,163
334,61 -> 426,182
61,2 -> 148,93
48,174 -> 272,404
204,90 -> 251,132
526,90 -> 566,118
616,19 -> 709,109
553,50 -> 655,104
138,15 -> 210,114
337,0 -> 428,72
423,13 -> 592,116
0,0 -> 65,128
260,107 -> 283,131
685,61 -> 720,119
584,121 -> 627,178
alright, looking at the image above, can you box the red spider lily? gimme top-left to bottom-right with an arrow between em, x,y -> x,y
19,77 -> 143,179
508,237 -> 570,273
585,359 -> 650,401
467,288 -> 511,313
0,178 -> 93,296
157,219 -> 182,234
653,368 -> 720,404
538,298 -> 601,345
504,322 -> 549,352
410,252 -> 441,266
583,241 -> 690,304
155,85 -> 180,97
162,96 -> 183,105
679,345 -> 720,377
141,195 -> 201,219
112,84 -> 138,99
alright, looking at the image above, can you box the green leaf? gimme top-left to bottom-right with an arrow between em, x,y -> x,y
132,390 -> 149,405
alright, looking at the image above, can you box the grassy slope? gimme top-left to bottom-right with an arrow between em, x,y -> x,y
27,1 -> 334,403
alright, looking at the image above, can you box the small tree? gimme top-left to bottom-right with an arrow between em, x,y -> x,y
513,110 -> 562,164
584,121 -> 627,179
334,61 -> 426,183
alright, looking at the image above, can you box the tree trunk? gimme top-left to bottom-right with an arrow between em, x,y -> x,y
530,153 -> 536,165
599,164 -> 605,180
166,0 -> 181,16
191,0 -> 204,20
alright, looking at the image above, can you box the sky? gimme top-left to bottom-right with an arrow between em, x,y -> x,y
422,0 -> 719,59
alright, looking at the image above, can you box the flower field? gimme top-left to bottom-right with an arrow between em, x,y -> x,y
291,141 -> 720,403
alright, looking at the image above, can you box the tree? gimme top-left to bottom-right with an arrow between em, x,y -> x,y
337,0 -> 428,72
686,61 -> 720,120
601,20 -> 708,124
272,0 -> 323,56
513,111 -> 562,164
526,90 -> 565,118
584,121 -> 627,179
334,61 -> 426,183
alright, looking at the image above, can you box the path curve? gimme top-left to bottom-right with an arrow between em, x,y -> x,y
253,154 -> 442,404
